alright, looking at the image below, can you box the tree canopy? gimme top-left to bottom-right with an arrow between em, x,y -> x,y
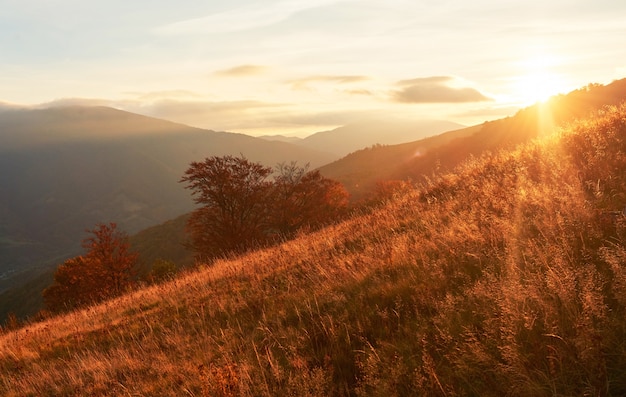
271,162 -> 349,235
181,156 -> 349,260
43,223 -> 138,312
181,155 -> 274,259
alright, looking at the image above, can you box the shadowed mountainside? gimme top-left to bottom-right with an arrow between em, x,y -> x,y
0,106 -> 336,295
129,214 -> 193,277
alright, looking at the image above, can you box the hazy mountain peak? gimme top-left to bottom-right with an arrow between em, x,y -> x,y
297,118 -> 465,157
0,106 -> 209,149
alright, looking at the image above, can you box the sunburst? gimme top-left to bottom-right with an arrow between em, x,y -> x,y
512,54 -> 567,104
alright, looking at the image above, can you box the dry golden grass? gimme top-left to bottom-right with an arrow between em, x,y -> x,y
2,104 -> 626,396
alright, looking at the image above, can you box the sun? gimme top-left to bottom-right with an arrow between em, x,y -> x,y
516,71 -> 563,103
512,54 -> 567,104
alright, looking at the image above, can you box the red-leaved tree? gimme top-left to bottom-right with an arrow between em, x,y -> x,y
271,162 -> 349,236
181,156 -> 349,261
181,155 -> 274,260
43,223 -> 137,312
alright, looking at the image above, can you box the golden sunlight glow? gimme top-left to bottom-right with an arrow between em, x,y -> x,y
512,54 -> 567,105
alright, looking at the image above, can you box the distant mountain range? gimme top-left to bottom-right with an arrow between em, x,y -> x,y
261,119 -> 464,157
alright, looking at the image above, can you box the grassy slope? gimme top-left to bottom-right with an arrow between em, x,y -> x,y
2,104 -> 626,395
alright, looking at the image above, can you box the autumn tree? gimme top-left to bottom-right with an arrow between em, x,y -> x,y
43,223 -> 138,312
270,162 -> 349,236
181,156 -> 349,261
42,256 -> 98,311
180,155 -> 273,259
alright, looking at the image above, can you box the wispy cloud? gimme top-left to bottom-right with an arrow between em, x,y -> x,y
129,90 -> 204,101
36,98 -> 113,108
124,99 -> 288,132
155,0 -> 344,36
139,99 -> 282,116
289,75 -> 370,90
343,89 -> 374,96
30,96 -> 287,133
268,109 -> 368,126
391,76 -> 491,103
122,97 -> 379,135
214,65 -> 268,77
0,101 -> 25,111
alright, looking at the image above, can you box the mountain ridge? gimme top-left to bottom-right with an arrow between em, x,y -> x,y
296,119 -> 465,157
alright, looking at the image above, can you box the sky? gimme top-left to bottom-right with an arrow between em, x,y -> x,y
1,0 -> 625,137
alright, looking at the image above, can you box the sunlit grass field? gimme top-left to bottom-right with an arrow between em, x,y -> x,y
2,104 -> 626,396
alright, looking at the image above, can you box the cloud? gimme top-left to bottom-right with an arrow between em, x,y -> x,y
123,99 -> 289,132
155,0 -> 343,35
126,97 -> 377,135
35,97 -> 112,108
397,76 -> 453,86
288,75 -> 370,90
343,89 -> 374,96
268,109 -> 368,126
0,100 -> 26,111
28,95 -> 288,132
130,90 -> 203,101
214,65 -> 267,77
145,99 -> 282,115
392,76 -> 491,103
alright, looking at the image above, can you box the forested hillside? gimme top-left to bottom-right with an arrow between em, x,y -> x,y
2,102 -> 625,395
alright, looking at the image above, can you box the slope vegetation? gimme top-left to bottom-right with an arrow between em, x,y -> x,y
2,104 -> 626,395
